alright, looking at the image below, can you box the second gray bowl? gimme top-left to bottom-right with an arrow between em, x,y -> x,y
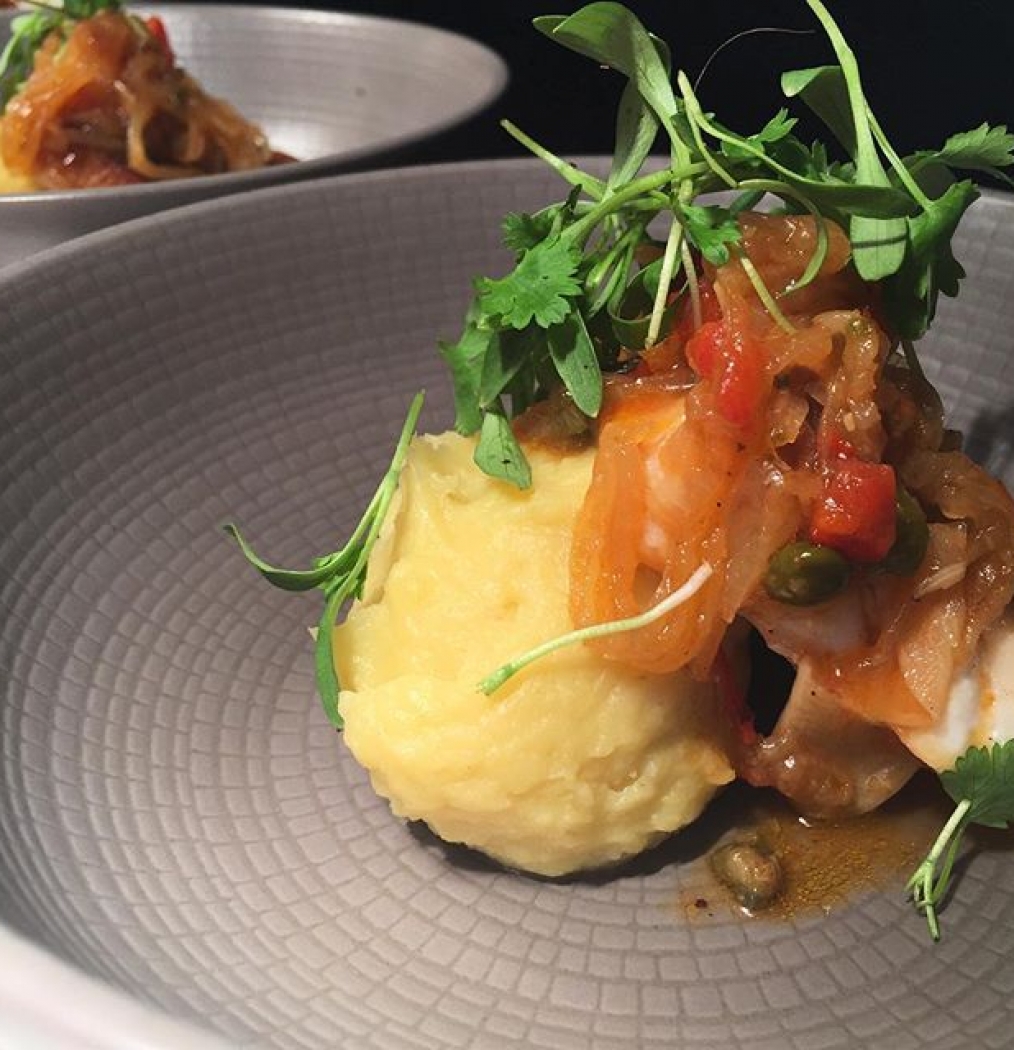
0,4 -> 507,269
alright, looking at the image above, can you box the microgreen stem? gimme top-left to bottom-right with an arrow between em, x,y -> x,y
564,164 -> 707,245
867,111 -> 935,212
676,71 -> 738,189
500,120 -> 607,201
586,223 -> 644,315
314,390 -> 424,726
230,391 -> 424,729
672,97 -> 816,196
646,216 -> 685,347
681,238 -> 702,332
737,178 -> 829,295
478,563 -> 713,695
19,0 -> 66,13
803,0 -> 880,180
906,797 -> 972,941
737,254 -> 795,333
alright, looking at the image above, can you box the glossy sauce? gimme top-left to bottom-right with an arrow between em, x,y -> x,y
679,773 -> 961,921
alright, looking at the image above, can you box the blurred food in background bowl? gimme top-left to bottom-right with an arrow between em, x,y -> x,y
0,3 -> 507,269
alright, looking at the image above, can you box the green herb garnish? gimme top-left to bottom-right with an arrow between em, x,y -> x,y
441,0 -> 1014,488
478,563 -> 712,695
0,0 -> 124,112
907,742 -> 1014,940
224,392 -> 424,729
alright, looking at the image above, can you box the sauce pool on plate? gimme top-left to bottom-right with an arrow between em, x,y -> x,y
681,774 -> 960,921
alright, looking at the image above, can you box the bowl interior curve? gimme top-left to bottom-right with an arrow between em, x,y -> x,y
1,163 -> 1013,1050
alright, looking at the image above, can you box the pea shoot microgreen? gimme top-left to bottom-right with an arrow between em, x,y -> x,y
224,392 -> 424,729
907,742 -> 1014,940
478,563 -> 713,695
441,0 -> 1014,489
0,0 -> 124,111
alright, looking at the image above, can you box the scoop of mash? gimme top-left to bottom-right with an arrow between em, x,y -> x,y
334,432 -> 733,877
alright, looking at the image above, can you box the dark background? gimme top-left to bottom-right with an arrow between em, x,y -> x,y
290,0 -> 1014,180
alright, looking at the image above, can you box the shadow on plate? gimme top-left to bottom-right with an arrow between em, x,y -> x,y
406,784 -> 760,886
964,399 -> 1014,478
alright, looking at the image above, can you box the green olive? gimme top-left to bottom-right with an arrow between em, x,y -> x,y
764,541 -> 850,606
880,487 -> 930,576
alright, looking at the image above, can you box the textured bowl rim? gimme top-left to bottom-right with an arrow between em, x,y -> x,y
0,3 -> 510,206
0,156 -> 603,284
2,155 -> 1010,283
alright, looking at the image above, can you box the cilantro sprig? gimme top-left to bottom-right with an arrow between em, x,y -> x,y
907,742 -> 1014,940
224,392 -> 424,729
0,0 -> 125,112
442,0 -> 1014,488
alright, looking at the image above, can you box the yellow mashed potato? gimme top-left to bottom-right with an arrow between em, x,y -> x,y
334,432 -> 733,877
0,133 -> 36,193
0,159 -> 35,193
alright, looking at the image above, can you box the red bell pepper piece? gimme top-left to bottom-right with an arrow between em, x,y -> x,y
809,457 -> 897,563
145,16 -> 174,64
686,320 -> 767,428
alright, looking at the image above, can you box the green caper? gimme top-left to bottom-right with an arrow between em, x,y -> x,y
764,541 -> 850,606
710,842 -> 784,911
880,487 -> 930,576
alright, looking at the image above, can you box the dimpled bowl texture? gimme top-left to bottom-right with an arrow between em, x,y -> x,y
1,162 -> 1014,1050
0,4 -> 507,270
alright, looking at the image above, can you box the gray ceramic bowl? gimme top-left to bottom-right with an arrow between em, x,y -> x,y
0,4 -> 506,270
1,160 -> 1013,1050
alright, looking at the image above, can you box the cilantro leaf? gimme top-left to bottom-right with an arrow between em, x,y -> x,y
907,742 -> 1014,940
502,211 -> 556,255
881,179 -> 978,340
476,238 -> 582,330
943,740 -> 1014,828
678,203 -> 742,266
905,123 -> 1014,191
928,123 -> 1014,173
719,108 -> 797,162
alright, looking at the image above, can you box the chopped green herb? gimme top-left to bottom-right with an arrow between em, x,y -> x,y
676,202 -> 742,267
476,237 -> 582,330
442,0 -> 1012,487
